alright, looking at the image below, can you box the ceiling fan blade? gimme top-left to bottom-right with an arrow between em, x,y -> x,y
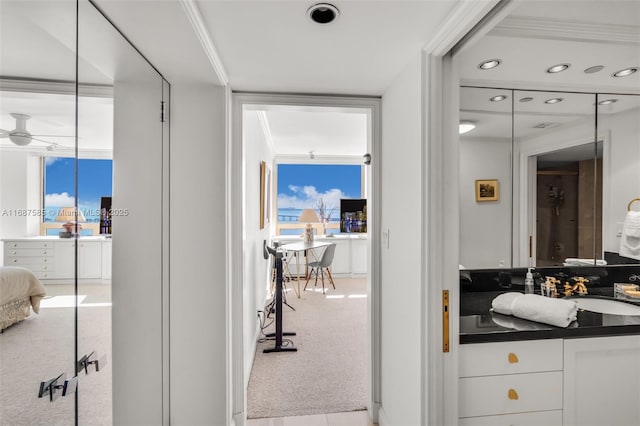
0,129 -> 9,137
30,134 -> 76,138
31,137 -> 60,146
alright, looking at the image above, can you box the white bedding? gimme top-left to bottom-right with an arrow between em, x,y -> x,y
1,266 -> 46,313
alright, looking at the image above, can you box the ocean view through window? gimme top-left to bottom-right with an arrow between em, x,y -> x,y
43,157 -> 113,235
277,164 -> 362,235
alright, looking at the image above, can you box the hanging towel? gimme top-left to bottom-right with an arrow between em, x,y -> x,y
511,294 -> 578,328
620,210 -> 640,261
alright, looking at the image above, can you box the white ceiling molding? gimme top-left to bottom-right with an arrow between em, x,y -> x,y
460,78 -> 640,96
422,0 -> 504,56
491,16 -> 640,45
179,0 -> 229,85
1,78 -> 113,98
256,110 -> 274,154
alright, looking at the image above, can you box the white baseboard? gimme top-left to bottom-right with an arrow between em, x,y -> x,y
378,405 -> 390,426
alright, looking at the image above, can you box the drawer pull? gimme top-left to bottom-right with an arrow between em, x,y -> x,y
13,259 -> 17,263
508,352 -> 519,363
12,251 -> 17,255
508,388 -> 519,400
42,251 -> 47,255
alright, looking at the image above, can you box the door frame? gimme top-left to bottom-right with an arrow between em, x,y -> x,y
227,92 -> 382,425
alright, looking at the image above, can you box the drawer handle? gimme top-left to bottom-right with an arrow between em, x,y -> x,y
12,251 -> 17,255
12,259 -> 17,263
508,352 -> 519,363
508,388 -> 519,400
42,251 -> 47,255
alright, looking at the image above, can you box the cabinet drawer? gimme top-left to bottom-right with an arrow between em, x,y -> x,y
459,410 -> 562,426
5,248 -> 53,257
4,241 -> 53,249
460,339 -> 562,377
459,371 -> 563,417
6,256 -> 53,266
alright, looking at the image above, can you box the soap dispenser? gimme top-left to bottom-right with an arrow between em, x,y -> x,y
525,268 -> 534,294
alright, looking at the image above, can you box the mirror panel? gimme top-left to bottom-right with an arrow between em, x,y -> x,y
514,90 -> 597,268
599,93 -> 640,265
0,0 -> 77,423
459,86 -> 513,269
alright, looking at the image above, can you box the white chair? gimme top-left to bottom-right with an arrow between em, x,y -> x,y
304,243 -> 337,294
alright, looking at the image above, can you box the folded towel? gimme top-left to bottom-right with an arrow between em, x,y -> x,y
563,258 -> 607,266
490,311 -> 549,331
511,293 -> 578,328
620,211 -> 640,261
491,292 -> 523,316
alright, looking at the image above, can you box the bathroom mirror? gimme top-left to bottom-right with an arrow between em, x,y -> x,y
460,87 -> 640,269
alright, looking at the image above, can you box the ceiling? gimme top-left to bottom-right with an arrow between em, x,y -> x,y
1,1 -> 639,157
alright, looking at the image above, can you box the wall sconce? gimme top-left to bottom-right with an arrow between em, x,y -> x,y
363,153 -> 371,165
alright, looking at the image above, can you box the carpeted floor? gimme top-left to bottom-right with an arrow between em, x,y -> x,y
247,277 -> 368,419
0,284 -> 112,426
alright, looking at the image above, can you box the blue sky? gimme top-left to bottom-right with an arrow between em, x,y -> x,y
44,157 -> 112,219
277,164 -> 361,214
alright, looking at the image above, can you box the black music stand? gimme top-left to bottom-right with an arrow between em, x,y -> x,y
263,242 -> 297,353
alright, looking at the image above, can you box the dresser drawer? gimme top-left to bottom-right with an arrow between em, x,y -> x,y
459,371 -> 563,417
5,248 -> 53,257
4,241 -> 53,249
460,339 -> 563,377
6,256 -> 53,265
459,410 -> 562,426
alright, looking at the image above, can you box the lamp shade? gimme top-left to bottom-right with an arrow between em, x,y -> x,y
298,208 -> 319,223
55,207 -> 86,222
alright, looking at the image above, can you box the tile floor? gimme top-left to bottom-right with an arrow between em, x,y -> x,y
246,410 -> 376,426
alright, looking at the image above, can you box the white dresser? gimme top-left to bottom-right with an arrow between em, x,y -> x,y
3,236 -> 112,282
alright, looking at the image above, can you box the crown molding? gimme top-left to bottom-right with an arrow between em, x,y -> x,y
256,111 -> 275,154
179,0 -> 229,86
0,78 -> 113,97
491,15 -> 640,45
460,78 -> 640,96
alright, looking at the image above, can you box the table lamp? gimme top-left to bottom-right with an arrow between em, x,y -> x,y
298,208 -> 319,243
55,207 -> 86,238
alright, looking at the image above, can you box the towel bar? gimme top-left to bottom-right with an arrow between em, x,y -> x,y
627,198 -> 640,211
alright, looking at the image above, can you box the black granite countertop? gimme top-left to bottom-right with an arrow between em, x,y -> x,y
460,266 -> 640,344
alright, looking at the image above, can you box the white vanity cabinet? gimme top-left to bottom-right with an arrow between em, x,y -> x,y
77,240 -> 102,279
563,335 -> 640,426
459,339 -> 563,425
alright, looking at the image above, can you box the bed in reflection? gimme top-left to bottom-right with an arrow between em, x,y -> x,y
0,267 -> 46,331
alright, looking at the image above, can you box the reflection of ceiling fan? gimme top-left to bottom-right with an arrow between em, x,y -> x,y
0,113 -> 74,148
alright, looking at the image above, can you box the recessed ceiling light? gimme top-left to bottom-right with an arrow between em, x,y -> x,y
598,99 -> 618,105
545,98 -> 563,104
584,65 -> 604,74
546,64 -> 570,73
612,67 -> 638,77
478,59 -> 501,70
490,95 -> 507,102
307,3 -> 340,24
519,97 -> 534,102
459,121 -> 476,134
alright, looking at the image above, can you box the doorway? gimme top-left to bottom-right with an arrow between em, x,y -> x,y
229,93 -> 381,424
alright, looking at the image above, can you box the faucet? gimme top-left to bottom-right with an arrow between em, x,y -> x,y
563,276 -> 589,297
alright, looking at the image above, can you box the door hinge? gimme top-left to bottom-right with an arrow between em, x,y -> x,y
160,101 -> 167,123
443,290 -> 449,353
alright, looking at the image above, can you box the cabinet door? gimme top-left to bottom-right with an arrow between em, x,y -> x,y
54,240 -> 75,279
329,240 -> 351,274
78,241 -> 102,279
102,241 -> 112,280
350,238 -> 367,274
563,335 -> 640,426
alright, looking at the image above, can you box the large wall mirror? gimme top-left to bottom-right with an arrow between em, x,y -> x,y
460,86 -> 640,269
1,1 -> 167,424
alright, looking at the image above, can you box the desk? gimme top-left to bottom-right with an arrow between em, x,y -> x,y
279,241 -> 332,298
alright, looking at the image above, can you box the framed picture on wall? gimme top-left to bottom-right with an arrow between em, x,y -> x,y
475,179 -> 499,202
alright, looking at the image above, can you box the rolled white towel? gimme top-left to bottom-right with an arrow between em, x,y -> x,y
491,292 -> 523,316
511,293 -> 578,328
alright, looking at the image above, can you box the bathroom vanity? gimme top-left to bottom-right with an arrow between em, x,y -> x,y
459,267 -> 640,426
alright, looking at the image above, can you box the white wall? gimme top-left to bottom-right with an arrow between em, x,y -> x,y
242,110 -> 274,385
379,53 -> 422,426
0,150 -> 41,263
459,138 -> 512,268
169,84 -> 228,424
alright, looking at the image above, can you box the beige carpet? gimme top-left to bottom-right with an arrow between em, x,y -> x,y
0,284 -> 112,426
247,277 -> 368,419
